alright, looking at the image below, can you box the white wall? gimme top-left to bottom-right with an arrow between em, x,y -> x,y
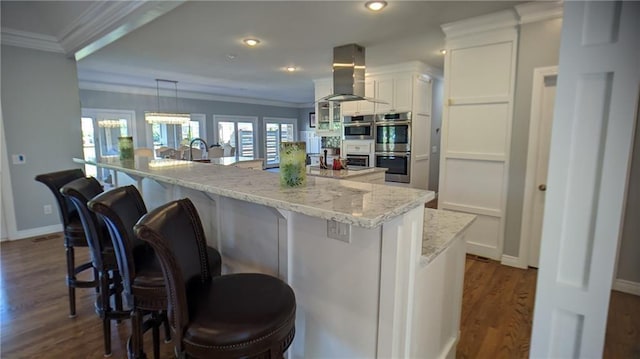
1,45 -> 83,235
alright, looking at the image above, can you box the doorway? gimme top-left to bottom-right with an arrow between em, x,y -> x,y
519,66 -> 557,268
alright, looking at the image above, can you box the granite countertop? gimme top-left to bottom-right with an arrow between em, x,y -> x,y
421,209 -> 476,266
74,157 -> 433,229
209,156 -> 263,166
306,165 -> 387,179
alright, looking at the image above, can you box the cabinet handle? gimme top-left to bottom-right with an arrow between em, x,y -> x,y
538,184 -> 547,191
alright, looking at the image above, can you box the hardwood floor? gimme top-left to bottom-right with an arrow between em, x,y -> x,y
458,256 -> 640,359
0,234 -> 175,358
1,234 -> 638,358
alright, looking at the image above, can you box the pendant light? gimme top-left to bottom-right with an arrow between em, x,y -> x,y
145,79 -> 191,125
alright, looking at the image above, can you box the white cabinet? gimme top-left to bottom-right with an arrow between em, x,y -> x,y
341,80 -> 375,116
314,79 -> 342,136
343,140 -> 372,155
374,74 -> 413,114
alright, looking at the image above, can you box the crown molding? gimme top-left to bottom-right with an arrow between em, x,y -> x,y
0,28 -> 64,53
515,1 -> 564,24
57,1 -> 145,54
59,1 -> 184,59
441,9 -> 519,39
78,81 -> 307,109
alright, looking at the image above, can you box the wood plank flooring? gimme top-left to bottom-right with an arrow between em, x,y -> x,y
1,234 -> 638,358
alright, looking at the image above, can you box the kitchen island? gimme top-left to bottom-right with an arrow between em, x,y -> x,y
74,157 -> 469,358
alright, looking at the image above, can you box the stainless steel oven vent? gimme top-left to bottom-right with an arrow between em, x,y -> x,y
320,44 -> 386,103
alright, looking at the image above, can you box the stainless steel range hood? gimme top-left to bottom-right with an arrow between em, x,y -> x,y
320,44 -> 386,103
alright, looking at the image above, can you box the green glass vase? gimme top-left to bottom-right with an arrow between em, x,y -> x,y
118,136 -> 134,161
279,142 -> 306,187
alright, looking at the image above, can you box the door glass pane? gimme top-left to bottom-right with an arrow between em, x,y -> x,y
280,124 -> 295,142
237,122 -> 254,157
265,123 -> 280,165
81,117 -> 97,177
218,121 -> 235,147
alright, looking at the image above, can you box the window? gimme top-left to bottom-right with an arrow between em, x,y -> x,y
213,116 -> 257,158
151,114 -> 206,152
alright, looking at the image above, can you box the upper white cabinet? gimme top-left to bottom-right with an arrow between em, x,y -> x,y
341,79 -> 375,116
374,73 -> 413,114
314,79 -> 341,136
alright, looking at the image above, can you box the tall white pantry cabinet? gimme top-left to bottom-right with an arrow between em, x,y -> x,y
439,11 -> 519,260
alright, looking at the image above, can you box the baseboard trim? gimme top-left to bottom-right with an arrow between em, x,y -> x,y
9,224 -> 62,241
613,279 -> 640,296
500,254 -> 527,269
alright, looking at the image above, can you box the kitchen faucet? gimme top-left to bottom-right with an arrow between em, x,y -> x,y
189,138 -> 208,160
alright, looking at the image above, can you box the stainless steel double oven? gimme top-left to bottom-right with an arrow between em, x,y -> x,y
375,112 -> 411,183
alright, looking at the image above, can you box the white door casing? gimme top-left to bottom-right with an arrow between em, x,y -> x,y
530,2 -> 640,358
439,11 -> 519,260
519,66 -> 558,268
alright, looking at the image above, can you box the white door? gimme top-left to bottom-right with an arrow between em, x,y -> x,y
521,67 -> 557,268
530,2 -> 640,358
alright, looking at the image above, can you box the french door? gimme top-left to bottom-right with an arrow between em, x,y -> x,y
213,116 -> 257,158
81,109 -> 136,182
264,118 -> 297,168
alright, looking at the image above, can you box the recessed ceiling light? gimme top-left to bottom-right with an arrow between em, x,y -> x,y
365,1 -> 387,11
286,66 -> 297,72
440,49 -> 447,55
243,38 -> 260,47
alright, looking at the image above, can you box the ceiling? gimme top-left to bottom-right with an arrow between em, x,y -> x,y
2,1 -> 526,106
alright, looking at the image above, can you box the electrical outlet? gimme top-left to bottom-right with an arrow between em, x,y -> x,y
327,220 -> 351,243
43,205 -> 53,215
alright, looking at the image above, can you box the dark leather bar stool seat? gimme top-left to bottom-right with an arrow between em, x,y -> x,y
35,169 -> 98,318
61,177 -> 128,357
89,185 -> 222,359
135,198 -> 296,359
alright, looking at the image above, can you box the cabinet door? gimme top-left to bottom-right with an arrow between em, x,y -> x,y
414,76 -> 433,116
359,80 -> 376,114
393,74 -> 413,112
341,101 -> 359,116
375,76 -> 394,114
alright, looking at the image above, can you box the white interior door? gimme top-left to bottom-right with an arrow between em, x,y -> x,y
530,2 -> 640,357
521,67 -> 557,268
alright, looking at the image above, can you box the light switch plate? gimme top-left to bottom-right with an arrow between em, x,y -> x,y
327,220 -> 351,243
12,154 -> 26,164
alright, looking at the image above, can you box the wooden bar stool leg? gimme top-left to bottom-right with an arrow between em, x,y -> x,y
65,244 -> 76,318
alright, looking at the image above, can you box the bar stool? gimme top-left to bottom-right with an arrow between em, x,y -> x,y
35,169 -> 98,317
89,185 -> 222,359
135,198 -> 296,358
61,177 -> 129,357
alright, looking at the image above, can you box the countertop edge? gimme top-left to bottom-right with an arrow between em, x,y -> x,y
420,209 -> 477,267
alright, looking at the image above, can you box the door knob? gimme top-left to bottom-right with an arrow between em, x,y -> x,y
538,184 -> 547,191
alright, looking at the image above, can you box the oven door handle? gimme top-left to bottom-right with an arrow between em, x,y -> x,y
375,121 -> 411,126
375,152 -> 411,157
